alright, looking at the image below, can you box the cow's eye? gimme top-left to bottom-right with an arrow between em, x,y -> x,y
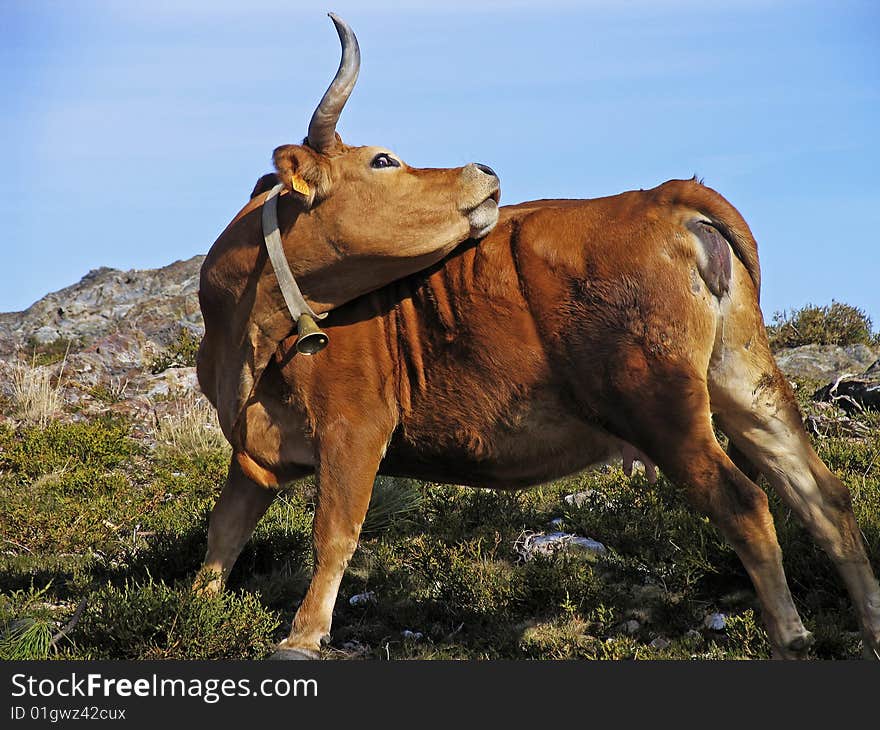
371,153 -> 399,169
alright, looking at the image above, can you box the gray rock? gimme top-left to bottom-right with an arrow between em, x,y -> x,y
348,591 -> 376,607
563,491 -> 593,508
774,344 -> 880,382
144,368 -> 200,398
32,326 -> 61,345
515,531 -> 607,561
649,636 -> 670,650
703,613 -> 727,631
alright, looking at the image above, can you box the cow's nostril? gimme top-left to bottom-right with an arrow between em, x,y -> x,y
475,163 -> 497,178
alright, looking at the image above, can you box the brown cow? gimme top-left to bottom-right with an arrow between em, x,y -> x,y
196,27 -> 880,662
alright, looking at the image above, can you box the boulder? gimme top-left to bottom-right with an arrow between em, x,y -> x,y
773,344 -> 880,382
515,531 -> 607,561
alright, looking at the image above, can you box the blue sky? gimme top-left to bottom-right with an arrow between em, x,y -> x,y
2,0 -> 878,326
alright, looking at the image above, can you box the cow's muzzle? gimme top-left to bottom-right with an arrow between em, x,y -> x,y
461,163 -> 501,239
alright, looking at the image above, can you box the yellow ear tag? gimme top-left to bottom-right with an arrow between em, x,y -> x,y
290,174 -> 311,197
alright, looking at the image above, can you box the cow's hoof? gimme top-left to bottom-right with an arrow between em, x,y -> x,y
268,647 -> 320,661
788,631 -> 815,654
770,630 -> 815,660
773,632 -> 814,659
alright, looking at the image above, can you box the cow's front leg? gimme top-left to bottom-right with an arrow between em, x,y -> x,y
272,422 -> 388,659
194,456 -> 279,595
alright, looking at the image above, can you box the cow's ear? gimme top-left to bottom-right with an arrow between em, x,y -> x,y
272,145 -> 332,206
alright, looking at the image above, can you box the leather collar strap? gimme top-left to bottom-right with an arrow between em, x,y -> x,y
261,183 -> 326,323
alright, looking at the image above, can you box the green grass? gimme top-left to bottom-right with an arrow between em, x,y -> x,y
1,400 -> 878,660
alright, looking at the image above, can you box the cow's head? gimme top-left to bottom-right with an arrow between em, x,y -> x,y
271,14 -> 501,258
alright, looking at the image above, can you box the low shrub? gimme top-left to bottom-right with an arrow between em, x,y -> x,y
767,301 -> 877,350
148,328 -> 201,374
66,579 -> 279,659
23,336 -> 77,367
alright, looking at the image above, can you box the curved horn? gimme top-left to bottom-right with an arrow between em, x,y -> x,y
307,13 -> 361,153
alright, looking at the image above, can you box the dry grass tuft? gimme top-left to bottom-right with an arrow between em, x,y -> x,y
153,395 -> 229,457
9,355 -> 68,427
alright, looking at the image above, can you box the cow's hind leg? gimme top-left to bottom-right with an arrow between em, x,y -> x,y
712,358 -> 880,659
194,457 -> 278,595
273,422 -> 389,659
606,366 -> 813,658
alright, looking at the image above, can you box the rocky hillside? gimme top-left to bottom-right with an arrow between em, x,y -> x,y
0,257 -> 206,432
0,256 -> 204,356
1,258 -> 878,432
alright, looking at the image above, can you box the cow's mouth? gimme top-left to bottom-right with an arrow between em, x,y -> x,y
468,198 -> 499,239
467,188 -> 501,239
